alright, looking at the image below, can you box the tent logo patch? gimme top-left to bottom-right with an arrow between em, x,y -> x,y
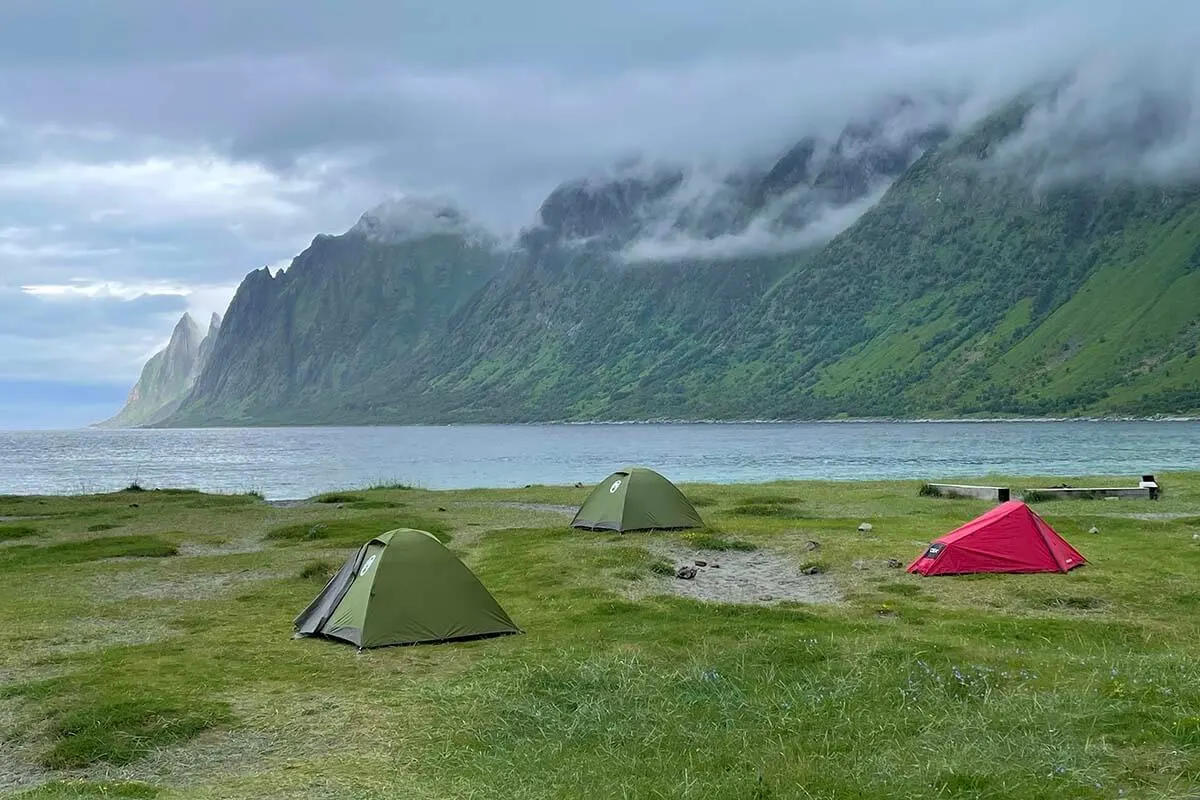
359,555 -> 378,576
609,479 -> 622,494
925,543 -> 946,559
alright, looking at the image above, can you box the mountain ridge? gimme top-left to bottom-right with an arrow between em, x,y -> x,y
108,90 -> 1200,427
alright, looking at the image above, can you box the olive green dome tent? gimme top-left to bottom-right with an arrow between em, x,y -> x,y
293,528 -> 521,649
571,466 -> 703,532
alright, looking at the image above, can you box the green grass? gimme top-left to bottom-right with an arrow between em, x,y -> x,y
41,698 -> 233,769
297,558 -> 338,581
679,531 -> 759,551
15,781 -> 161,798
648,558 -> 676,576
3,474 -> 1200,797
0,522 -> 40,540
729,496 -> 803,518
265,514 -> 448,546
312,492 -> 364,504
0,535 -> 178,568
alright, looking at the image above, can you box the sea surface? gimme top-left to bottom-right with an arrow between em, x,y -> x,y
1,421 -> 1198,500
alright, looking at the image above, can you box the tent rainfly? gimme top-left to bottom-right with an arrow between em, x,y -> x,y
571,466 -> 703,532
293,528 -> 521,649
907,500 -> 1086,576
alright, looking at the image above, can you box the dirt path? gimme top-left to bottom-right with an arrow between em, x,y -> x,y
470,501 -> 578,515
642,543 -> 842,606
1114,512 -> 1199,520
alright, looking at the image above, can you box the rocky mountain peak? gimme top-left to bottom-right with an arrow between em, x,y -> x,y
534,164 -> 686,242
171,311 -> 200,338
349,195 -> 495,245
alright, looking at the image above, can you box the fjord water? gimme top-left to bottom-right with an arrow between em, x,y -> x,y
2,421 -> 1198,500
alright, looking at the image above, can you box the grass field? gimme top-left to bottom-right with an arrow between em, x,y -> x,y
2,474 -> 1200,799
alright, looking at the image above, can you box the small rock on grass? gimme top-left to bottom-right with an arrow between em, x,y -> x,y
801,566 -> 823,575
857,523 -> 873,532
886,558 -> 903,568
804,540 -> 821,551
675,565 -> 698,580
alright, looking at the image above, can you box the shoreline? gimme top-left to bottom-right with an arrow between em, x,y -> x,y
6,470 -> 1193,505
60,414 -> 1200,433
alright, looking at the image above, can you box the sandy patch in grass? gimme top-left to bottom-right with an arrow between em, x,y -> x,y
178,537 -> 267,557
0,712 -> 42,794
475,501 -> 577,515
642,544 -> 842,606
1114,511 -> 1198,520
265,499 -> 313,508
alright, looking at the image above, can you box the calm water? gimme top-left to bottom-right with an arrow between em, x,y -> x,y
0,419 -> 1195,501
1,421 -> 1197,500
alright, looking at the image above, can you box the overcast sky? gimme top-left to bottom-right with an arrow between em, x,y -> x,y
0,0 -> 1194,428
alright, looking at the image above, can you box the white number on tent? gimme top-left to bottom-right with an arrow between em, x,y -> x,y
360,554 -> 378,576
609,479 -> 622,494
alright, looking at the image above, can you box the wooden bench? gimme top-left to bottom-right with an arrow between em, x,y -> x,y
1022,486 -> 1159,501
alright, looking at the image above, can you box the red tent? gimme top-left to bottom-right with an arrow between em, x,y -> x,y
908,500 -> 1086,576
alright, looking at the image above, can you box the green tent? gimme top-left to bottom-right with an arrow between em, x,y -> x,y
571,466 -> 703,532
293,528 -> 521,649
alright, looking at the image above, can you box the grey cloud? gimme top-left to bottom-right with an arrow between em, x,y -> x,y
622,185 -> 890,264
0,1 -> 1153,233
0,120 -> 372,290
990,49 -> 1200,188
0,0 -> 1097,70
0,288 -> 185,337
0,288 -> 189,382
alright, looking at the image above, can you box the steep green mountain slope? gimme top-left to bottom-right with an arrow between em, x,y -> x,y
172,226 -> 508,425
711,107 -> 1200,418
154,99 -> 1200,426
403,246 -> 800,422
